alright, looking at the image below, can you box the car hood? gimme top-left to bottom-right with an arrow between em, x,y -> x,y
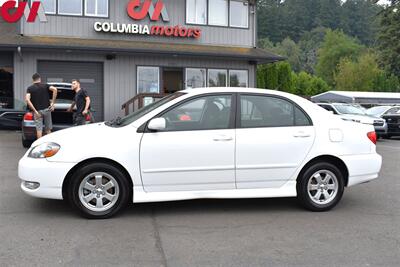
32,123 -> 123,146
29,122 -> 140,163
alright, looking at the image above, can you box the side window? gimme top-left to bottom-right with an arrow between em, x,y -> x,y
160,95 -> 232,131
240,95 -> 311,128
295,106 -> 311,126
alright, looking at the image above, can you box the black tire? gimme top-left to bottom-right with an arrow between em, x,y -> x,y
297,162 -> 345,212
22,138 -> 32,148
383,135 -> 392,139
67,163 -> 131,219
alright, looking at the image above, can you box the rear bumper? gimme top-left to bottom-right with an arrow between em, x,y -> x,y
18,156 -> 75,200
340,153 -> 382,187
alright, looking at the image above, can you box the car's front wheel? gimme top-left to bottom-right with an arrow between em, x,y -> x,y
297,162 -> 344,212
68,163 -> 131,219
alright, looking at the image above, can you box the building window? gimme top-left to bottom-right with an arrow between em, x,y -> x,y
208,0 -> 228,26
230,0 -> 249,28
229,70 -> 248,87
186,0 -> 207,25
137,67 -> 160,94
208,69 -> 227,87
38,0 -> 56,14
85,0 -> 108,17
186,68 -> 206,89
58,0 -> 82,16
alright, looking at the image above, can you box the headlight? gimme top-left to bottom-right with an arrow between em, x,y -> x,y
28,142 -> 60,159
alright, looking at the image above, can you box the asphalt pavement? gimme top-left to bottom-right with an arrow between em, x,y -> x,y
0,130 -> 399,267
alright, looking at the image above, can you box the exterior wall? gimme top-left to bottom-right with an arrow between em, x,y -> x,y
21,0 -> 256,47
14,50 -> 255,120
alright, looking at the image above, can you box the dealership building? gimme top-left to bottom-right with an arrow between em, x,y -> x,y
0,0 -> 282,120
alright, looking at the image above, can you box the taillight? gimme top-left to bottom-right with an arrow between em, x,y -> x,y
367,131 -> 377,145
23,112 -> 34,121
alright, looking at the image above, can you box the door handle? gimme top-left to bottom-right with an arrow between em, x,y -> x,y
293,132 -> 311,138
213,135 -> 233,141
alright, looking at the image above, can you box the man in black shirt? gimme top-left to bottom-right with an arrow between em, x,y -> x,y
68,79 -> 93,125
25,73 -> 58,139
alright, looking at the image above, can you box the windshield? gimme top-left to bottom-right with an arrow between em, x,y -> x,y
108,92 -> 185,127
334,104 -> 365,115
366,106 -> 389,116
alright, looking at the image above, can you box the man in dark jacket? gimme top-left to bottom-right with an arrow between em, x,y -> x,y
68,79 -> 93,125
25,73 -> 58,139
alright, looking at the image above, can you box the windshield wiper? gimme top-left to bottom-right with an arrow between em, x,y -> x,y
106,116 -> 122,127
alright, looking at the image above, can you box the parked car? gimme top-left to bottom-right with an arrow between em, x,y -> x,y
367,106 -> 400,138
317,103 -> 387,137
0,98 -> 26,130
19,88 -> 382,219
22,83 -> 93,148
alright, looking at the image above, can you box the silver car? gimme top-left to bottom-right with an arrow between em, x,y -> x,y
317,103 -> 388,137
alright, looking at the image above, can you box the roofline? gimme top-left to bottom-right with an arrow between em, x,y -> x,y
0,44 -> 284,64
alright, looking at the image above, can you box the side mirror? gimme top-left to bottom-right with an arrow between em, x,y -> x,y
148,118 -> 166,131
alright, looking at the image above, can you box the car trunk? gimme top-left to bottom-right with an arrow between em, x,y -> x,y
49,85 -> 75,127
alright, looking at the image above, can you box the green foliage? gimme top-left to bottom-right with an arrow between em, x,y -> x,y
378,2 -> 400,76
298,27 -> 328,74
334,51 -> 400,92
316,30 -> 365,86
373,72 -> 400,92
258,37 -> 302,72
257,62 -> 291,91
257,62 -> 330,96
257,0 -> 382,45
291,72 -> 330,96
334,52 -> 382,91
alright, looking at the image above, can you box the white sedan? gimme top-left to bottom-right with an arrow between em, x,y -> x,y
18,88 -> 382,219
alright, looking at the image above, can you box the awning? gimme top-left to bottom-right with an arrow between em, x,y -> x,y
0,33 -> 284,64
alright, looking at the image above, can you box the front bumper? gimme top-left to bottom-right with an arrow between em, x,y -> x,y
374,124 -> 388,136
340,153 -> 382,187
18,156 -> 75,200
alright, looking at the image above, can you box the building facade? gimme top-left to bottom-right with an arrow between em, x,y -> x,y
0,0 -> 281,120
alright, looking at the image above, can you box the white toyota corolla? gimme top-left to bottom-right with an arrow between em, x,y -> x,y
19,88 -> 382,218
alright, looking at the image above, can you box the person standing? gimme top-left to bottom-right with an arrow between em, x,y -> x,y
68,79 -> 93,125
25,73 -> 58,139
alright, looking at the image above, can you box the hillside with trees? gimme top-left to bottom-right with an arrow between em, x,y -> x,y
257,0 -> 400,95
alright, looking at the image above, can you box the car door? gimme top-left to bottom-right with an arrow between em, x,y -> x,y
236,94 -> 315,189
140,94 -> 236,192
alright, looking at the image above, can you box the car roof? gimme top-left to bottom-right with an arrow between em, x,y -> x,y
182,87 -> 299,98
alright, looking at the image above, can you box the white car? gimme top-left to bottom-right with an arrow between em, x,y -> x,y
18,88 -> 382,219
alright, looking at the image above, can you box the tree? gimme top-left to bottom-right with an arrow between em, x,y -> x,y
378,1 -> 400,76
274,38 -> 302,72
334,52 -> 382,91
316,30 -> 365,86
257,62 -> 294,92
298,27 -> 328,74
292,72 -> 330,96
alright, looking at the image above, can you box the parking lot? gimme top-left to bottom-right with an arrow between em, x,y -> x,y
0,130 -> 399,267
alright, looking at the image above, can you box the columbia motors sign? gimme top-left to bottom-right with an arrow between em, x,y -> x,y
94,0 -> 202,39
0,1 -> 47,23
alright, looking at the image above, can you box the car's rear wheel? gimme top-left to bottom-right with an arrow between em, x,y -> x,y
68,163 -> 131,219
22,137 -> 32,148
297,162 -> 344,212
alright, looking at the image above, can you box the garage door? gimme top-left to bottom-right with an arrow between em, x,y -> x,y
38,61 -> 104,121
